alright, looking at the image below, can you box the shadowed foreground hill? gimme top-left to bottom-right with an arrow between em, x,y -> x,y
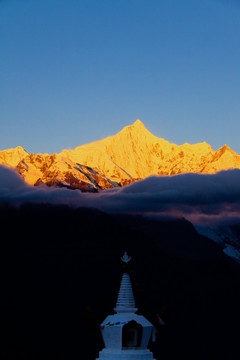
0,204 -> 240,360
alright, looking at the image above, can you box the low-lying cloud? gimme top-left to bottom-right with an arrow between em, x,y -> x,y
1,165 -> 240,225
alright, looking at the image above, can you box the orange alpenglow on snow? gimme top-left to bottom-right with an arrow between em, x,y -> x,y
1,120 -> 240,191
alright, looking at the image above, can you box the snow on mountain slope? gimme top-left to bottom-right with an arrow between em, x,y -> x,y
16,153 -> 117,191
1,119 -> 240,190
194,224 -> 240,262
58,119 -> 240,182
59,119 -> 217,180
0,146 -> 28,167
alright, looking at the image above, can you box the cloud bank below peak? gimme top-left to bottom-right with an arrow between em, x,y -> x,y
0,165 -> 240,225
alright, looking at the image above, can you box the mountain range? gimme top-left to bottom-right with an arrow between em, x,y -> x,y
1,119 -> 240,190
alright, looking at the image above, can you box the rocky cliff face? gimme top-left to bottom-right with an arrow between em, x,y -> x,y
1,120 -> 240,190
15,153 -> 118,191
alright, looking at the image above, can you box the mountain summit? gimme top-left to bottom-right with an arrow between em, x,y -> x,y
1,120 -> 240,190
129,119 -> 146,128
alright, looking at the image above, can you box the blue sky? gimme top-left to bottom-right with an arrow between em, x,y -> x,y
0,0 -> 239,154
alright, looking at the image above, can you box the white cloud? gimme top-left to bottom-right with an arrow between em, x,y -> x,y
0,165 -> 240,225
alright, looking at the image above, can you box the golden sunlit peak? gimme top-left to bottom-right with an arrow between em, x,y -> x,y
133,119 -> 145,127
120,119 -> 148,136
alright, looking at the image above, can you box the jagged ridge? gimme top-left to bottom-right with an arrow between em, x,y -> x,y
1,120 -> 240,190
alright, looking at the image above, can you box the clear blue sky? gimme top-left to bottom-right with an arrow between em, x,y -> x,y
0,0 -> 239,154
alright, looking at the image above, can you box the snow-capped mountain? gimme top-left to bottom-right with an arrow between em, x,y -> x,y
1,119 -> 240,190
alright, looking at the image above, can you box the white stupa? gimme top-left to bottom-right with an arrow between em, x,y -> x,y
96,252 -> 157,360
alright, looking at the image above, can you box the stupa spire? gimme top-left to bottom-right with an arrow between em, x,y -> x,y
114,252 -> 138,313
114,272 -> 138,313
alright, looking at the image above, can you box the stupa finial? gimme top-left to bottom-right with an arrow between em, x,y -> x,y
121,252 -> 131,263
